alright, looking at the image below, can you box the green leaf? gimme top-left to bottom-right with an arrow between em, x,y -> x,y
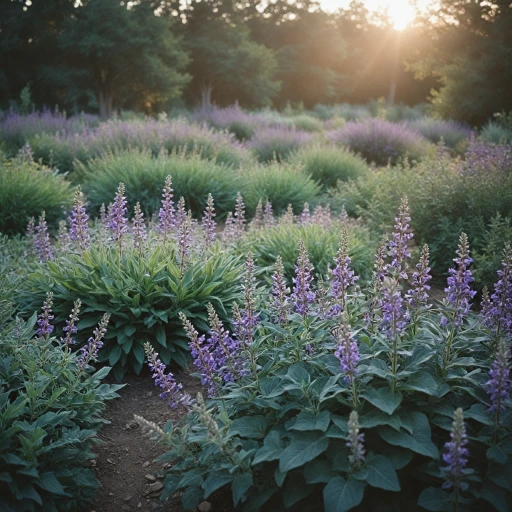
303,459 -> 338,484
283,472 -> 312,508
479,482 -> 509,512
203,472 -> 232,498
417,487 -> 451,511
465,403 -> 493,426
253,430 -> 282,465
230,416 -> 267,439
109,344 -> 122,366
286,364 -> 311,386
286,411 -> 331,432
259,377 -> 285,398
366,455 -> 400,491
323,476 -> 364,512
37,472 -> 66,496
362,387 -> 402,415
400,371 -> 449,398
487,445 -> 508,465
232,473 -> 252,506
379,412 -> 438,459
279,433 -> 329,472
181,486 -> 203,511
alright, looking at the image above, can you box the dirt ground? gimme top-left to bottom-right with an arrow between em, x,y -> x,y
88,367 -> 203,512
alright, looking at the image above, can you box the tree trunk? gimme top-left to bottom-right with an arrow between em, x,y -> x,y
98,88 -> 114,120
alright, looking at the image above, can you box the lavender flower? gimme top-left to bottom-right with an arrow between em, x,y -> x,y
57,220 -> 70,249
77,313 -> 110,371
486,337 -> 512,416
280,204 -> 295,225
174,197 -> 187,233
331,226 -> 359,312
68,185 -> 90,252
107,183 -> 129,255
158,175 -> 175,241
292,239 -> 316,316
179,312 -> 217,396
234,192 -> 246,239
206,303 -> 243,383
34,211 -> 53,262
144,342 -> 191,409
312,204 -> 333,228
270,255 -> 290,324
441,233 -> 476,327
441,408 -> 469,491
36,292 -> 54,338
237,253 -> 260,345
26,217 -> 35,239
177,213 -> 192,276
346,411 -> 365,470
334,316 -> 360,385
387,197 -> 413,280
380,277 -> 409,340
202,193 -> 216,248
365,236 -> 388,333
483,243 -> 512,338
132,202 -> 147,253
60,298 -> 81,350
263,200 -> 275,227
406,244 -> 432,310
222,212 -> 237,244
250,199 -> 263,231
299,202 -> 311,226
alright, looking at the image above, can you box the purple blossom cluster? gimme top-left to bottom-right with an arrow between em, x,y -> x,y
486,337 -> 512,416
177,214 -> 193,275
263,200 -> 275,227
482,243 -> 512,337
441,233 -> 476,327
441,408 -> 469,491
77,314 -> 110,371
346,411 -> 365,470
379,278 -> 409,340
406,244 -> 432,310
145,342 -> 191,409
158,175 -> 175,241
132,202 -> 147,252
36,292 -> 54,338
107,183 -> 129,252
461,138 -> 512,177
334,318 -> 360,385
234,192 -> 246,239
34,211 -> 53,262
270,255 -> 290,324
236,253 -> 260,345
387,197 -> 413,280
250,200 -> 264,230
331,226 -> 359,312
292,240 -> 316,316
246,126 -> 314,161
202,193 -> 217,247
60,298 -> 81,350
68,186 -> 90,252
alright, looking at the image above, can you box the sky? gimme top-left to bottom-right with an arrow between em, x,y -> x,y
320,0 -> 433,30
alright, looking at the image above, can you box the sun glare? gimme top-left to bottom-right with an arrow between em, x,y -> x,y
387,0 -> 416,30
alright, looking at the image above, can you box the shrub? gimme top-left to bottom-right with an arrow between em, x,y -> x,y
407,118 -> 471,149
290,145 -> 369,189
138,210 -> 511,512
80,149 -> 239,217
192,106 -> 257,141
239,161 -> 321,215
0,155 -> 72,235
0,311 -> 121,511
19,245 -> 244,380
240,221 -> 375,283
481,122 -> 512,144
247,127 -> 315,163
329,118 -> 433,166
291,114 -> 324,133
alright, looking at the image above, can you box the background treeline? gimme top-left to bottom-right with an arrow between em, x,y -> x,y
1,0 -> 511,124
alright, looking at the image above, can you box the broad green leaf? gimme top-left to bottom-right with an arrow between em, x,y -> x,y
203,472 -> 232,498
230,416 -> 267,439
400,371 -> 449,398
232,473 -> 252,506
417,487 -> 451,511
259,377 -> 285,398
36,472 -> 66,495
362,387 -> 402,415
304,459 -> 338,484
366,455 -> 400,491
252,430 -> 282,465
479,482 -> 509,512
286,364 -> 311,386
181,486 -> 203,511
323,476 -> 364,512
286,411 -> 331,432
279,433 -> 329,472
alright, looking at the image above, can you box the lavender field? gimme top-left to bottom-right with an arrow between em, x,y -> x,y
1,103 -> 512,512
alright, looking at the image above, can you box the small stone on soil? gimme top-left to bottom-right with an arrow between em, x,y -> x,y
197,502 -> 212,512
107,458 -> 114,464
142,461 -> 150,468
145,474 -> 156,482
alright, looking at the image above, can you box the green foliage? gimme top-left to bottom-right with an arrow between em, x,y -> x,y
19,245 -> 244,380
80,149 -> 239,217
240,222 -> 375,283
481,122 -> 512,145
0,155 -> 72,235
291,115 -> 324,133
239,161 -> 321,216
148,233 -> 510,511
290,145 -> 369,189
0,314 -> 121,511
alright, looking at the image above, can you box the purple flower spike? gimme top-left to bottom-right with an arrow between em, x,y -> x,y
174,197 -> 187,233
380,277 -> 409,340
132,202 -> 147,253
387,197 -> 413,280
202,193 -> 217,248
293,239 -> 316,316
237,253 -> 260,345
486,337 -> 512,416
441,233 -> 476,327
36,292 -> 54,338
483,243 -> 512,338
270,255 -> 290,324
34,211 -> 53,262
300,202 -> 311,226
177,213 -> 193,275
441,408 -> 469,492
406,244 -> 432,310
107,183 -> 129,253
68,185 -> 90,252
158,175 -> 175,242
26,217 -> 35,239
347,411 -> 365,470
77,314 -> 110,371
60,298 -> 81,350
331,226 -> 359,311
250,200 -> 264,231
234,192 -> 246,239
263,200 -> 275,227
334,316 -> 360,385
179,312 -> 217,396
144,342 -> 191,409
